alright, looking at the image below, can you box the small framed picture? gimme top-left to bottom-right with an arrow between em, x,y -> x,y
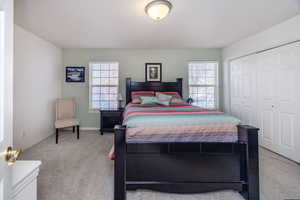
145,63 -> 162,82
66,66 -> 85,82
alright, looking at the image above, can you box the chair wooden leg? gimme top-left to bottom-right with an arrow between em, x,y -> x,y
56,128 -> 59,144
77,125 -> 80,139
73,126 -> 75,133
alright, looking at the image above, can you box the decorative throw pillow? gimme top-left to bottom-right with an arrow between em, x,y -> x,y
131,96 -> 142,104
170,97 -> 185,105
132,91 -> 155,96
156,92 -> 185,105
131,91 -> 155,104
156,91 -> 181,97
155,99 -> 170,106
140,96 -> 157,105
156,93 -> 172,100
155,93 -> 172,106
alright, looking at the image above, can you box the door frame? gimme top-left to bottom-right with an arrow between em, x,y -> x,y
0,0 -> 14,199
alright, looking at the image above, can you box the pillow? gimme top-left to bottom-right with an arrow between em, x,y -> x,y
131,91 -> 155,96
140,96 -> 157,105
132,96 -> 142,104
156,93 -> 172,106
156,92 -> 185,105
170,97 -> 186,105
156,93 -> 173,100
131,91 -> 155,104
155,99 -> 170,106
156,91 -> 181,98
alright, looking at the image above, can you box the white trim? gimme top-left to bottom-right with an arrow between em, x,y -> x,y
88,109 -> 100,113
80,127 -> 99,131
63,127 -> 99,131
0,11 -> 4,142
89,62 -> 93,110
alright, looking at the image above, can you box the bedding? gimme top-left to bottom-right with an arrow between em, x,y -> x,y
123,103 -> 240,143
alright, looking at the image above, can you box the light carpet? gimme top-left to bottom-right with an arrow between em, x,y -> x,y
20,131 -> 300,200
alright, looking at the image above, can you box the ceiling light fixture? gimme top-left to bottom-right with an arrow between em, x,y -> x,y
145,0 -> 172,21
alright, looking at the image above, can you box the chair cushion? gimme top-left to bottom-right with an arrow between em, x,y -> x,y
55,119 -> 80,128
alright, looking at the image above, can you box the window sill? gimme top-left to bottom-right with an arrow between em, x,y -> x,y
88,109 -> 100,114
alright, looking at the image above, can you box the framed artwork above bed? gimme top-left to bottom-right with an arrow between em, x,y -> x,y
145,63 -> 162,82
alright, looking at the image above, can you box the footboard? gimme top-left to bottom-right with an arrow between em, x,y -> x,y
114,125 -> 259,200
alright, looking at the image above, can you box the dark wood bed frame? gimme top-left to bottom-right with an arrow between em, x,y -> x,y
114,78 -> 260,200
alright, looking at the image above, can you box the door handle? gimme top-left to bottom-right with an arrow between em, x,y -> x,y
3,146 -> 22,164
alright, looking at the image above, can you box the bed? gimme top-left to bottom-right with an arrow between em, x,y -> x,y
114,78 -> 259,200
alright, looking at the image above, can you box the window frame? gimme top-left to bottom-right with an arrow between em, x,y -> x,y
89,61 -> 119,112
188,60 -> 219,109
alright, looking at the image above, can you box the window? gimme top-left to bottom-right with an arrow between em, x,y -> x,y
188,61 -> 218,109
89,62 -> 119,110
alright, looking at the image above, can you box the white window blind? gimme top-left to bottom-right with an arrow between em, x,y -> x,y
89,62 -> 119,110
188,61 -> 218,109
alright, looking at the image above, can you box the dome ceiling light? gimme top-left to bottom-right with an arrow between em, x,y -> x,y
145,0 -> 172,21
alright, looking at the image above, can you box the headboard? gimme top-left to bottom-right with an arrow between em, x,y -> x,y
126,78 -> 183,104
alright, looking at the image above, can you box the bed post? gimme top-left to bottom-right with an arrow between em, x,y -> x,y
114,125 -> 127,200
176,78 -> 183,97
238,125 -> 260,200
126,78 -> 131,104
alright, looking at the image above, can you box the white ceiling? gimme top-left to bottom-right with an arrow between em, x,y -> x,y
15,0 -> 300,48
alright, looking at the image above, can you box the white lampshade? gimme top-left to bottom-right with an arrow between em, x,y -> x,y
145,0 -> 172,20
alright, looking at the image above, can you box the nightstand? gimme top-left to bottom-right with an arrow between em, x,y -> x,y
100,108 -> 124,135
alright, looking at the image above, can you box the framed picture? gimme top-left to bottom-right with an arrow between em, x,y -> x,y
66,66 -> 85,82
145,63 -> 162,82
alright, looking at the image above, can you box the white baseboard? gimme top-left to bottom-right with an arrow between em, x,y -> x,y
63,127 -> 99,131
80,127 -> 99,131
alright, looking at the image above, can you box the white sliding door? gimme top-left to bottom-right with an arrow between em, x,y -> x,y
274,43 -> 300,161
230,54 -> 258,126
256,51 -> 278,150
230,42 -> 300,163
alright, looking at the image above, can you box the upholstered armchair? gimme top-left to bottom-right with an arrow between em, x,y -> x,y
55,98 -> 80,144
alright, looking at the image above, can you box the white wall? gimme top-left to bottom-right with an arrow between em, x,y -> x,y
222,14 -> 300,113
14,25 -> 62,150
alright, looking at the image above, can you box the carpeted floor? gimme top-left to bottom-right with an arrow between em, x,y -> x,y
20,131 -> 300,200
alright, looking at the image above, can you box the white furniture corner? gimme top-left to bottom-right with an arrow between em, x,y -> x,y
12,161 -> 42,200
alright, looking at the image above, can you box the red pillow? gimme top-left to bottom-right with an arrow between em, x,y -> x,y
132,91 -> 155,95
131,91 -> 155,104
156,92 -> 181,98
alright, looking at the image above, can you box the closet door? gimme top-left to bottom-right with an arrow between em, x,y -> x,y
230,41 -> 300,163
230,55 -> 258,126
257,51 -> 278,150
275,43 -> 300,162
230,59 -> 243,120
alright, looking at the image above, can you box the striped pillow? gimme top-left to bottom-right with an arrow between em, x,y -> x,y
131,91 -> 155,104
